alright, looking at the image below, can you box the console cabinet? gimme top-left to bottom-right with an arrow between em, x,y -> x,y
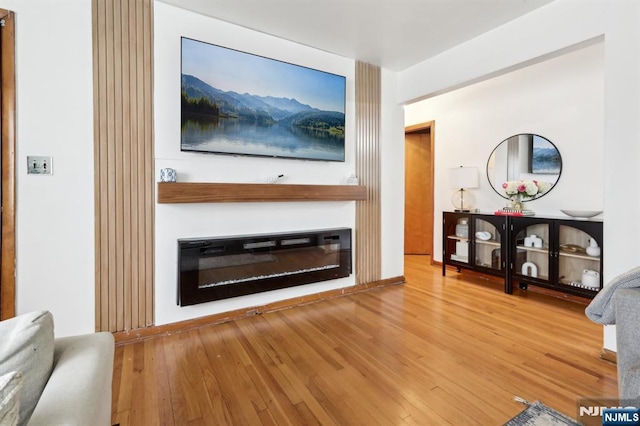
442,212 -> 603,298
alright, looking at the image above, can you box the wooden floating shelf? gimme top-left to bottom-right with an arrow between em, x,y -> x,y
157,182 -> 367,203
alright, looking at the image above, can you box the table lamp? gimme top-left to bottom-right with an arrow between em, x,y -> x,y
449,166 -> 478,212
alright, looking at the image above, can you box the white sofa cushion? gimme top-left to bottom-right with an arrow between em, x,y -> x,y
0,311 -> 54,425
27,332 -> 115,426
0,371 -> 22,426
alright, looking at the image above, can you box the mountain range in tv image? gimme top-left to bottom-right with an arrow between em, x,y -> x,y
180,74 -> 346,161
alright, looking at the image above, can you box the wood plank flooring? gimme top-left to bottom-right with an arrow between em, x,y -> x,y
112,255 -> 617,425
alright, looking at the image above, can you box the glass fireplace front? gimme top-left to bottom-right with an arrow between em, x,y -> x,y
178,228 -> 352,306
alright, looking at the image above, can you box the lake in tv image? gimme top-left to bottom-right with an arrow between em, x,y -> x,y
180,38 -> 346,162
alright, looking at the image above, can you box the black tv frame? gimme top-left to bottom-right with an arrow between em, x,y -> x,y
180,37 -> 347,162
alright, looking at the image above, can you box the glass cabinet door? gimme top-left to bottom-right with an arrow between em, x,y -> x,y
512,219 -> 551,283
557,224 -> 602,293
444,214 -> 471,265
474,217 -> 503,272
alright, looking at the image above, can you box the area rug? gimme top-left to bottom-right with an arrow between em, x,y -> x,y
504,397 -> 580,426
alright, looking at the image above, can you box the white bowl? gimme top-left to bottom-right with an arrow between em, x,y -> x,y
560,210 -> 602,219
475,231 -> 492,240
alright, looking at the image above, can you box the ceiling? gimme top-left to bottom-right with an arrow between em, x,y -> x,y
159,0 -> 554,71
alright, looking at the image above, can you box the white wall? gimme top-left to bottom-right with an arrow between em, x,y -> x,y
154,3 -> 404,325
400,0 -> 640,351
600,0 -> 640,350
1,0 -> 96,336
380,68 -> 405,278
405,41 -> 605,263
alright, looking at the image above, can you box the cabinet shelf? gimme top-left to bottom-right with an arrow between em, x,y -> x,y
558,251 -> 601,261
516,273 -> 550,281
450,255 -> 469,263
157,182 -> 367,203
515,245 -> 549,254
517,245 -> 601,260
476,240 -> 500,247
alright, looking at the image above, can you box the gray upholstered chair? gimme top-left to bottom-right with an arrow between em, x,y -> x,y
615,288 -> 640,402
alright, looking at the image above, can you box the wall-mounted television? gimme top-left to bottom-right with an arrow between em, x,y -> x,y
180,37 -> 346,162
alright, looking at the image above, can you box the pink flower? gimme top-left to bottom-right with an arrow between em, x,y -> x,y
502,179 -> 549,198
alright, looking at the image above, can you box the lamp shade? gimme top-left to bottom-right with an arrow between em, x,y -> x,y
449,166 -> 479,189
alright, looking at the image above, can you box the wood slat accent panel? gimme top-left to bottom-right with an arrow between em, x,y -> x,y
355,61 -> 381,284
157,182 -> 367,203
0,9 -> 16,320
93,0 -> 154,332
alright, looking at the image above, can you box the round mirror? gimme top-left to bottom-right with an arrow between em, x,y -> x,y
487,134 -> 562,200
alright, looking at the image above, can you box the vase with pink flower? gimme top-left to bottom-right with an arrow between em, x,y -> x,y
509,193 -> 525,210
502,180 -> 550,211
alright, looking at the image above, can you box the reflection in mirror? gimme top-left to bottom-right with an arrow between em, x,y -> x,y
487,134 -> 562,200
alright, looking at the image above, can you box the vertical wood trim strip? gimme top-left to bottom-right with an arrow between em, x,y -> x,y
92,0 -> 101,328
0,10 -> 16,320
120,0 -> 133,332
135,0 -> 146,327
94,0 -> 111,331
113,0 -> 124,333
136,0 -> 146,327
120,0 -> 138,330
143,0 -> 155,327
355,62 -> 381,284
93,0 -> 154,332
127,0 -> 139,331
105,0 -> 117,333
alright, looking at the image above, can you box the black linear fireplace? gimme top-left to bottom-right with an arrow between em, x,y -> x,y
178,228 -> 352,306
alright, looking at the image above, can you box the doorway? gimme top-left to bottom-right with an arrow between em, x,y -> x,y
0,9 -> 16,320
404,122 -> 434,258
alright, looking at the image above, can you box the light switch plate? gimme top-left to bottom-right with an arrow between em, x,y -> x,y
27,156 -> 53,175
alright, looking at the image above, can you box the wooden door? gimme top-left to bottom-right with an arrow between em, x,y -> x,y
404,124 -> 433,255
0,9 -> 16,320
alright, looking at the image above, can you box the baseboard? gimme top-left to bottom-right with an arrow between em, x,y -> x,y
113,275 -> 406,344
600,347 -> 617,364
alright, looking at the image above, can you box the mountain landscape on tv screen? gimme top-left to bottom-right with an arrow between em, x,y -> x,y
181,74 -> 345,132
180,72 -> 346,161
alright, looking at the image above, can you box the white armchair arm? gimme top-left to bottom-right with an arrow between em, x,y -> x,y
28,332 -> 114,426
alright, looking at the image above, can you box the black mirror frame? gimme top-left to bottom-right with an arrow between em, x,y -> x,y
486,133 -> 563,200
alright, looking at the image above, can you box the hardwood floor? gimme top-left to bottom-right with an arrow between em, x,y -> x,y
112,255 -> 617,425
